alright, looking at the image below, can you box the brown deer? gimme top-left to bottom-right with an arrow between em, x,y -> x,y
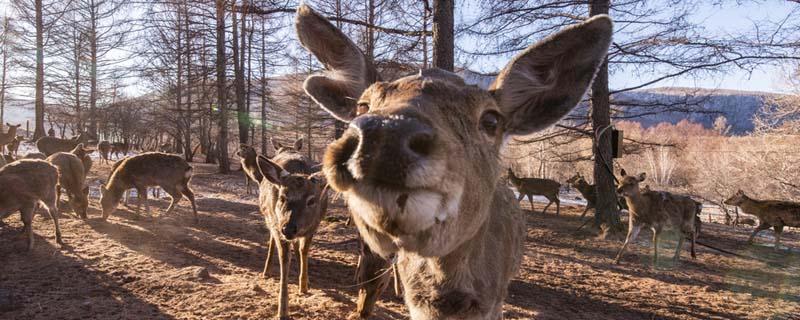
236,143 -> 263,195
6,135 -> 22,156
36,132 -> 91,156
0,159 -> 64,250
110,142 -> 129,159
255,142 -> 329,319
295,5 -> 611,319
0,123 -> 21,153
100,152 -> 198,222
507,168 -> 561,215
47,148 -> 90,219
614,170 -> 701,265
567,173 -> 627,220
98,140 -> 112,164
724,190 -> 800,250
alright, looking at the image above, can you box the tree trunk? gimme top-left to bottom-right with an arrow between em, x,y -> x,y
0,18 -> 8,129
259,14 -> 268,154
589,0 -> 622,238
175,5 -> 184,155
88,0 -> 98,137
33,0 -> 45,139
184,1 -> 193,162
432,0 -> 454,72
216,0 -> 230,173
232,0 -> 248,144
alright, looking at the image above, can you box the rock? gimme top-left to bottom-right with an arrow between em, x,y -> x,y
169,266 -> 211,282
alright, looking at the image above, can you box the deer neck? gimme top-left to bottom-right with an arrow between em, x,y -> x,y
623,190 -> 649,216
737,195 -> 762,213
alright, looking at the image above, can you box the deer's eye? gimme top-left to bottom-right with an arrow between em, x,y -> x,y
306,197 -> 316,207
356,103 -> 370,116
479,111 -> 503,136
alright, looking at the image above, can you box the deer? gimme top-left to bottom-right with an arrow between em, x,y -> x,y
295,5 -> 611,319
0,159 -> 64,250
724,190 -> 800,250
23,152 -> 47,160
236,143 -> 263,195
6,135 -> 22,156
507,168 -> 561,215
567,173 -> 628,220
0,123 -> 21,153
110,142 -> 129,159
254,138 -> 329,319
614,169 -> 701,265
100,152 -> 199,222
98,140 -> 112,164
46,146 -> 90,219
36,132 -> 91,156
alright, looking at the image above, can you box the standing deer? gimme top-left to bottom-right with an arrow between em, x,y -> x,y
724,190 -> 800,250
0,159 -> 64,250
0,123 -> 21,153
507,168 -> 561,215
98,140 -> 112,164
614,170 -> 701,265
255,139 -> 329,319
567,173 -> 627,220
110,142 -> 129,159
100,152 -> 199,222
295,5 -> 611,319
36,132 -> 91,156
236,143 -> 263,195
6,136 -> 22,156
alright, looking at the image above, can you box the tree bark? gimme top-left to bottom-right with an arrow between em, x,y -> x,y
183,1 -> 193,162
88,0 -> 98,137
432,0 -> 454,72
33,0 -> 45,139
589,0 -> 622,238
232,0 -> 248,144
216,0 -> 230,173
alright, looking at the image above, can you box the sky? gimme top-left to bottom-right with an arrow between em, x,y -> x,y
0,0 -> 797,98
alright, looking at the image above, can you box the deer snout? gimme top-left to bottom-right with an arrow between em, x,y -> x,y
282,223 -> 298,240
335,114 -> 435,187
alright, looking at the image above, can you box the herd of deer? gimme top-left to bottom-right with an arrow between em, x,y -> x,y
1,6 -> 799,319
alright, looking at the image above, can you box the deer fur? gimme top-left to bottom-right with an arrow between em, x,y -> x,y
724,190 -> 800,250
111,142 -> 129,159
508,168 -> 561,215
23,152 -> 47,160
236,143 -> 263,195
255,140 -> 329,319
0,159 -> 64,250
0,123 -> 21,153
295,5 -> 611,319
100,152 -> 198,222
36,132 -> 91,156
98,140 -> 112,164
614,170 -> 701,265
6,135 -> 22,156
47,149 -> 89,219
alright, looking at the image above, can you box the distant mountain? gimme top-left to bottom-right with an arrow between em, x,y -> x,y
457,69 -> 779,135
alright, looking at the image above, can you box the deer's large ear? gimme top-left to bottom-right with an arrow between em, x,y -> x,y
293,138 -> 303,151
620,168 -> 627,177
296,4 -> 378,122
271,138 -> 282,151
637,172 -> 646,182
490,15 -> 612,136
257,155 -> 288,185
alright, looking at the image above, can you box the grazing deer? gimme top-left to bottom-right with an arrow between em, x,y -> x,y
724,190 -> 800,250
0,123 -> 21,153
47,148 -> 90,219
236,143 -> 263,195
295,5 -> 611,319
100,152 -> 199,222
98,140 -> 112,164
110,142 -> 129,159
0,159 -> 64,250
507,168 -> 561,215
614,170 -> 701,265
36,132 -> 91,156
255,141 -> 329,319
6,136 -> 22,156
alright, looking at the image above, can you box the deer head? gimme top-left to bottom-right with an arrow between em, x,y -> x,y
271,137 -> 303,154
296,5 -> 612,257
723,189 -> 747,206
616,169 -> 647,197
236,143 -> 257,159
257,155 -> 328,240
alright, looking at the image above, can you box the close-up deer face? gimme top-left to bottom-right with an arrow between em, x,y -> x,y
296,4 -> 612,257
257,155 -> 327,240
723,189 -> 747,206
616,169 -> 646,197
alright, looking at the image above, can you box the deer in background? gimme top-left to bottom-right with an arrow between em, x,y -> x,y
110,142 -> 129,159
255,137 -> 329,319
36,132 -> 91,156
98,141 -> 112,164
296,4 -> 611,319
615,169 -> 701,265
724,190 -> 800,250
0,159 -> 64,250
6,136 -> 22,156
567,173 -> 627,220
508,168 -> 561,215
236,143 -> 263,195
0,123 -> 21,153
100,152 -> 199,222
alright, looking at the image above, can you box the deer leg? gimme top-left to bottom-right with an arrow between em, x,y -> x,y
673,232 -> 685,263
773,225 -> 784,251
614,223 -> 642,264
181,184 -> 199,223
298,237 -> 311,294
354,240 -> 391,320
747,223 -> 771,244
555,197 -> 561,215
20,205 -> 35,251
690,229 -> 697,259
262,233 -> 274,277
579,206 -> 591,219
275,239 -> 291,319
517,193 -> 524,202
393,263 -> 402,296
137,187 -> 149,218
541,199 -> 553,215
163,186 -> 182,216
652,227 -> 661,266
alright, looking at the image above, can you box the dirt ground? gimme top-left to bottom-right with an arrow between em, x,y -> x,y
2,160 -> 799,320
